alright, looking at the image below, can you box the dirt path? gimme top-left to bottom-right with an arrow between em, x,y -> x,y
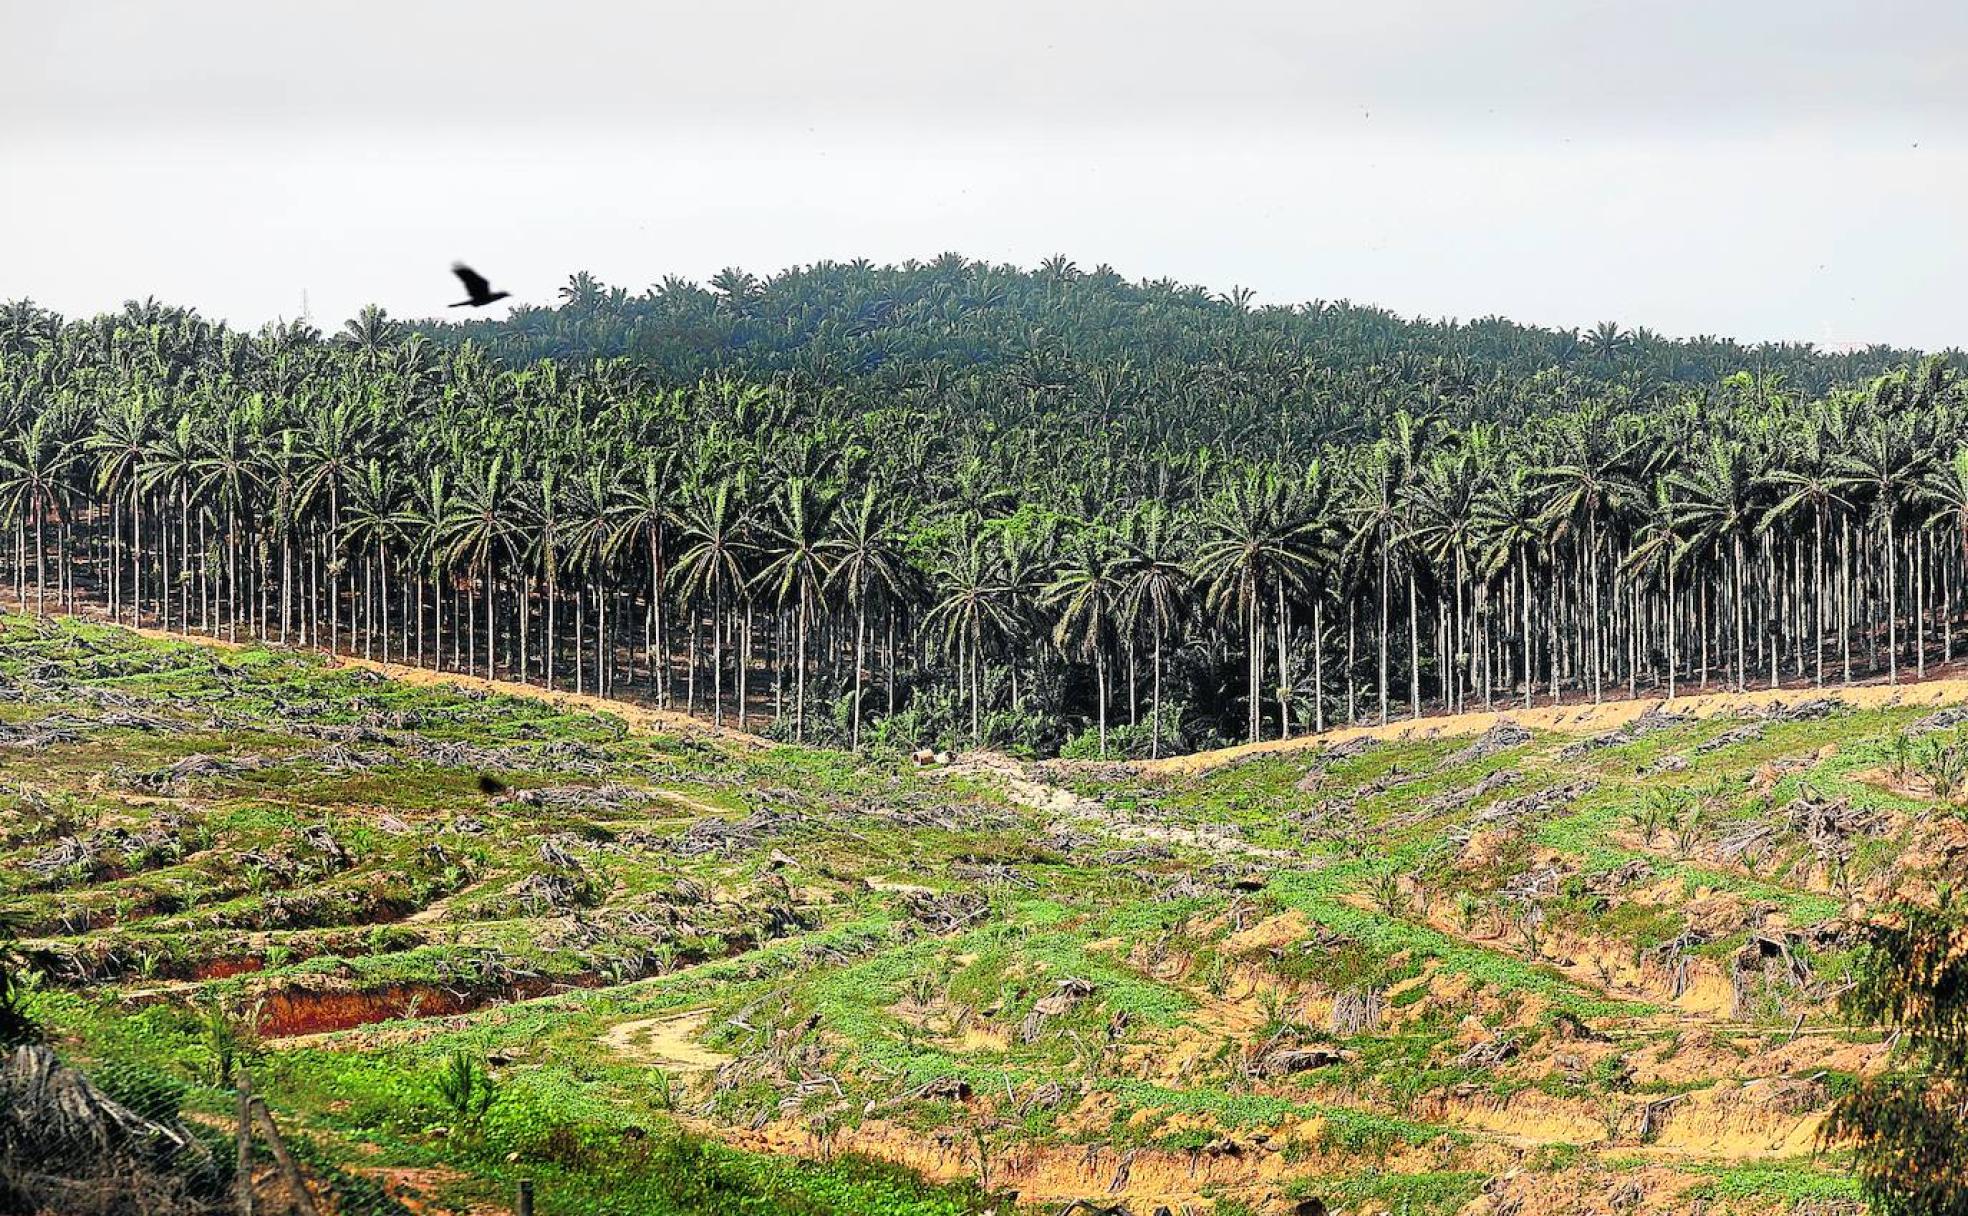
109,619 -> 772,748
950,752 -> 1290,860
598,1009 -> 731,1073
1130,678 -> 1968,777
649,788 -> 736,817
404,874 -> 501,924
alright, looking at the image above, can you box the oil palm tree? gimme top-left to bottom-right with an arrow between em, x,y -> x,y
1834,414 -> 1927,683
138,413 -> 201,632
1117,503 -> 1191,757
558,464 -> 625,696
0,410 -> 84,616
1538,411 -> 1643,702
86,391 -> 156,624
671,478 -> 751,728
192,408 -> 263,641
1046,531 -> 1126,756
295,397 -> 374,653
441,455 -> 526,679
755,477 -> 837,742
1764,423 -> 1851,687
343,458 -> 414,663
604,452 -> 676,701
925,535 -> 1017,746
824,484 -> 908,748
1671,438 -> 1764,691
1922,448 -> 1968,670
1473,466 -> 1548,708
1404,448 -> 1485,712
1194,468 -> 1320,741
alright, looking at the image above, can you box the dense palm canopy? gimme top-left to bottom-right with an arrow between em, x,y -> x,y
1,256 -> 1965,757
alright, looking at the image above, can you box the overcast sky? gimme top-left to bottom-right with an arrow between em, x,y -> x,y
3,1 -> 1963,348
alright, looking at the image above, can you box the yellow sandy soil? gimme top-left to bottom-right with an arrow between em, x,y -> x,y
1134,677 -> 1968,777
599,1009 -> 731,1073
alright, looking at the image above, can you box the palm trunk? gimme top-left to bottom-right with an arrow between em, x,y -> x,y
1377,540 -> 1391,724
1520,554 -> 1533,710
711,584 -> 724,727
32,497 -> 45,617
1096,647 -> 1108,757
1813,505 -> 1825,687
484,557 -> 495,679
1886,511 -> 1899,684
852,589 -> 867,750
1666,557 -> 1677,700
1312,596 -> 1325,733
795,590 -> 809,743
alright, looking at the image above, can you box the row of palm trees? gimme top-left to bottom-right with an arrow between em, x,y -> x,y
0,287 -> 1963,757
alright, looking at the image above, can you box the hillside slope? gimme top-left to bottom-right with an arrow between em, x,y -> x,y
5,616 -> 1958,1214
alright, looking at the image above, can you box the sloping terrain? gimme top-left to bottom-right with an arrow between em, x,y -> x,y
4,618 -> 1954,1214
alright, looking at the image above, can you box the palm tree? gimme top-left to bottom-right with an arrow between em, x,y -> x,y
1834,414 -> 1927,683
1405,448 -> 1484,712
441,456 -> 525,679
1538,412 -> 1643,703
1116,504 -> 1191,757
1621,476 -> 1691,698
925,536 -> 1017,745
343,459 -> 413,663
138,413 -> 202,632
295,397 -> 374,654
523,465 -> 564,688
558,464 -> 625,697
1473,466 -> 1548,709
337,305 -> 401,370
824,485 -> 908,748
1195,468 -> 1319,741
86,392 -> 155,624
406,466 -> 453,668
1923,449 -> 1968,666
1764,425 -> 1851,687
255,428 -> 309,646
1046,531 -> 1126,756
671,478 -> 751,728
1340,445 -> 1408,724
0,411 -> 83,616
191,408 -> 263,641
604,452 -> 676,701
753,477 -> 836,742
1671,438 -> 1764,691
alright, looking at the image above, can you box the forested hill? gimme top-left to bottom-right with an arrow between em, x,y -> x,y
424,255 -> 1938,445
1,257 -> 1966,761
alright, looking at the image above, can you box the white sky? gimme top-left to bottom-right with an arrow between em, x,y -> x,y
3,1 -> 1963,348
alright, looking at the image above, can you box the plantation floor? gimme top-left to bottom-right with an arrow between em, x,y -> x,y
5,615 -> 1952,1215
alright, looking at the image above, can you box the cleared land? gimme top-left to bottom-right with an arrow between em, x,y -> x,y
6,617 -> 1954,1214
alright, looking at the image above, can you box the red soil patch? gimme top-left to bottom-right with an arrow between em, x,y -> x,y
192,957 -> 265,981
258,979 -> 560,1037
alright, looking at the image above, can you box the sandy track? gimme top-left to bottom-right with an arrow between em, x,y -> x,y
599,1009 -> 731,1073
950,751 -> 1289,860
104,619 -> 772,747
1131,677 -> 1968,777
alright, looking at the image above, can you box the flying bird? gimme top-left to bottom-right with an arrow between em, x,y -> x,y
449,263 -> 511,308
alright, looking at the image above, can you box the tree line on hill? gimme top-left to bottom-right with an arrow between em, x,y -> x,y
0,256 -> 1964,756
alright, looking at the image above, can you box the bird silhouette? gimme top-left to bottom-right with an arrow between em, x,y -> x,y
449,263 -> 511,308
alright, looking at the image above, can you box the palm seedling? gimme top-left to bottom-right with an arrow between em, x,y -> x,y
433,1048 -> 499,1132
